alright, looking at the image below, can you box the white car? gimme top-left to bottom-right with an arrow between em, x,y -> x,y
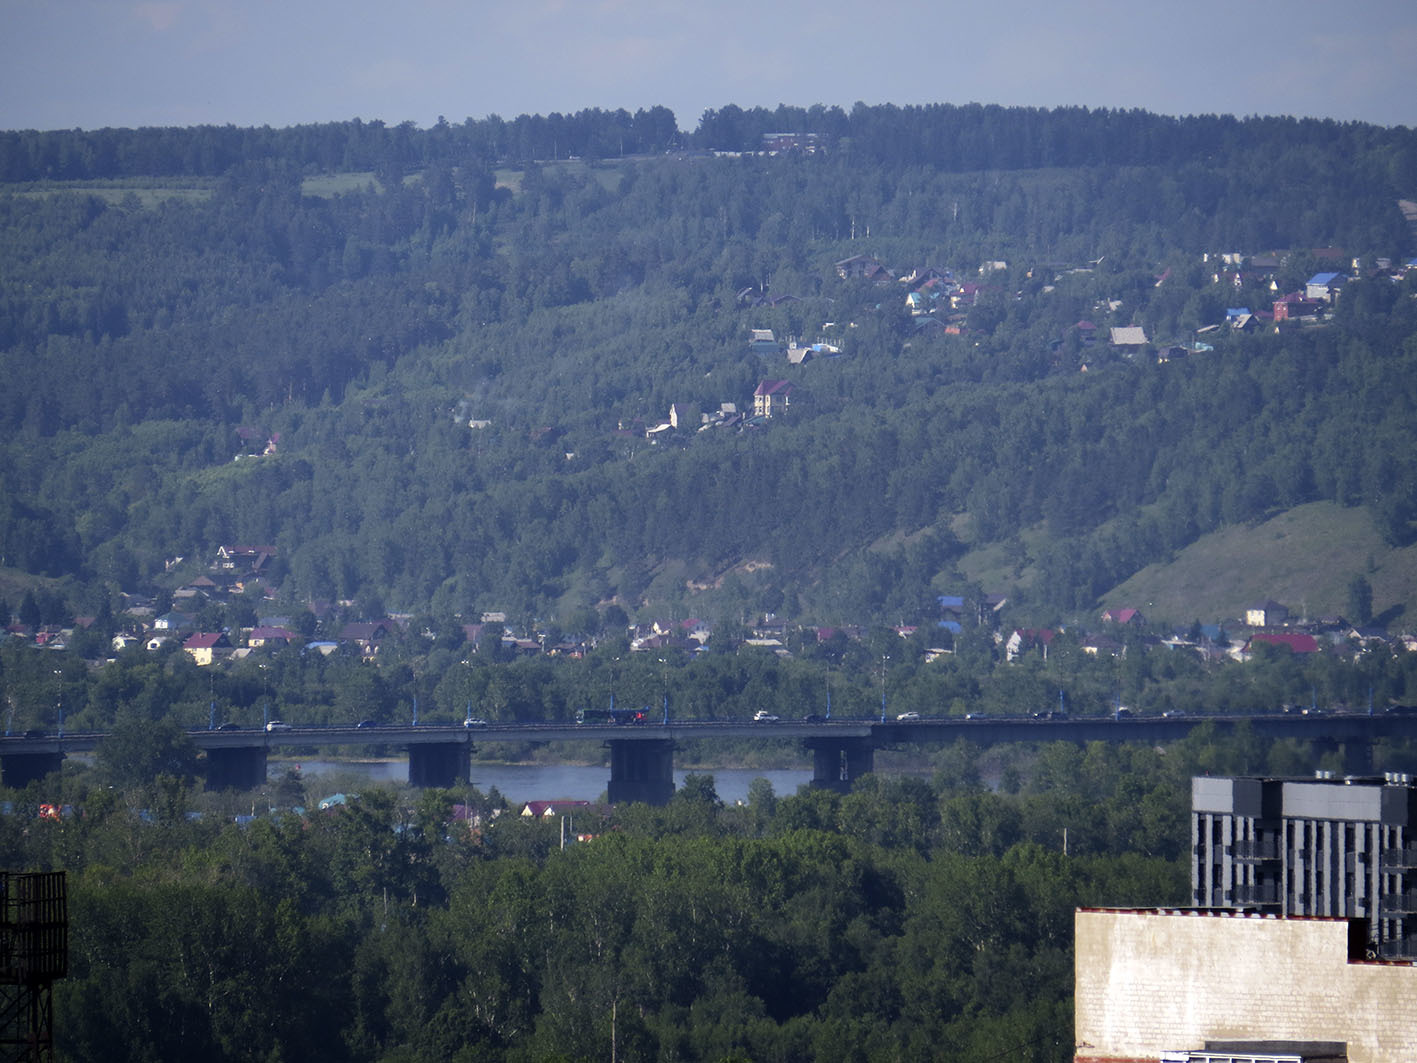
265,720 -> 291,732
752,710 -> 780,722
896,712 -> 921,722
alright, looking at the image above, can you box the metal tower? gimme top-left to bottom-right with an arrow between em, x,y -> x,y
0,872 -> 68,1063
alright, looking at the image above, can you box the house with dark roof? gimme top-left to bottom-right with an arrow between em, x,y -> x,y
214,545 -> 277,573
248,626 -> 298,649
1272,291 -> 1324,322
152,610 -> 194,633
1245,601 -> 1289,628
753,380 -> 793,419
834,254 -> 889,283
749,328 -> 785,357
339,619 -> 397,656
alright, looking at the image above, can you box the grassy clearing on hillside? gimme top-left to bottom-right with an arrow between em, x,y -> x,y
1103,502 -> 1417,628
13,181 -> 212,206
301,172 -> 382,196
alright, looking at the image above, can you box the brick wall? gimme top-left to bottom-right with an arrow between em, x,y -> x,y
1074,909 -> 1417,1062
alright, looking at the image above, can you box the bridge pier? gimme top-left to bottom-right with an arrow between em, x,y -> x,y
409,743 -> 470,788
0,751 -> 63,788
606,739 -> 674,805
806,737 -> 875,793
204,746 -> 268,790
1310,736 -> 1375,777
1342,738 -> 1373,776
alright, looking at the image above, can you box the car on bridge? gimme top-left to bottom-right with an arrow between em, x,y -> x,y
895,712 -> 921,722
752,710 -> 780,722
265,720 -> 291,732
463,717 -> 488,728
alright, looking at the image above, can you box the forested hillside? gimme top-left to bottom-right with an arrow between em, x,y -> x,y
3,103 -> 1416,628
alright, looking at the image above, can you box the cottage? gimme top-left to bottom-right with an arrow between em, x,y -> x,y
835,254 -> 889,282
183,631 -> 230,666
339,619 -> 397,656
1101,607 -> 1144,627
214,544 -> 277,574
248,626 -> 298,649
1245,601 -> 1289,628
1109,325 -> 1149,354
753,380 -> 793,419
1005,628 -> 1055,661
1272,291 -> 1323,322
1305,272 -> 1347,302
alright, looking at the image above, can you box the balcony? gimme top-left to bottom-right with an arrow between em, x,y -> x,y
1232,883 -> 1280,907
1230,839 -> 1280,862
1379,890 -> 1417,914
1381,845 -> 1417,870
1379,935 -> 1417,961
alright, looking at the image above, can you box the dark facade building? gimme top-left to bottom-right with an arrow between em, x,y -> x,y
1192,774 -> 1417,959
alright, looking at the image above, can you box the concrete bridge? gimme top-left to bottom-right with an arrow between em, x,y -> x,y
3,712 -> 1414,803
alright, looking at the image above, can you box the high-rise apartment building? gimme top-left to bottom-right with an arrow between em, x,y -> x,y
1191,773 -> 1417,958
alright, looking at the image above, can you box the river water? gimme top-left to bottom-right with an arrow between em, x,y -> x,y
286,759 -> 814,806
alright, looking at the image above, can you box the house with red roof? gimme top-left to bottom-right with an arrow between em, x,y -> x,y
753,380 -> 793,419
183,631 -> 231,666
1244,632 -> 1320,657
1005,628 -> 1055,662
1101,607 -> 1144,627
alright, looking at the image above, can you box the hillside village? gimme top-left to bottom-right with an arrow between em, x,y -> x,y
5,536 -> 1411,704
5,243 -> 1415,700
459,246 -> 1417,445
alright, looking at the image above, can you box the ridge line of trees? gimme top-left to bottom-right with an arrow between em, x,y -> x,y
4,101 -> 1414,184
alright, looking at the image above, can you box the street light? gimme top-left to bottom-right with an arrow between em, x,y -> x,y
53,668 -> 64,738
658,657 -> 668,723
880,654 -> 890,722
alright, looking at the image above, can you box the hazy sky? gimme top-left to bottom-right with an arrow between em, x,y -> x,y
3,0 -> 1415,133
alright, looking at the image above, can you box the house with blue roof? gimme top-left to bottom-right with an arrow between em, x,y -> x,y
1305,272 -> 1347,302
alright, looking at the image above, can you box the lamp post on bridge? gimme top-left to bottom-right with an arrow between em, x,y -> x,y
658,657 -> 668,723
879,654 -> 890,723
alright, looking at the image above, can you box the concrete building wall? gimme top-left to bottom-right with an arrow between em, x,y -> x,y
1074,909 -> 1417,1063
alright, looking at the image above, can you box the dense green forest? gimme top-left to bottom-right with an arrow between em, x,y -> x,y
8,718 -> 1366,1063
2,103 -> 1416,630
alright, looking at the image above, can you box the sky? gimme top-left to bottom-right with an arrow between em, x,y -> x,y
3,0 -> 1415,133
